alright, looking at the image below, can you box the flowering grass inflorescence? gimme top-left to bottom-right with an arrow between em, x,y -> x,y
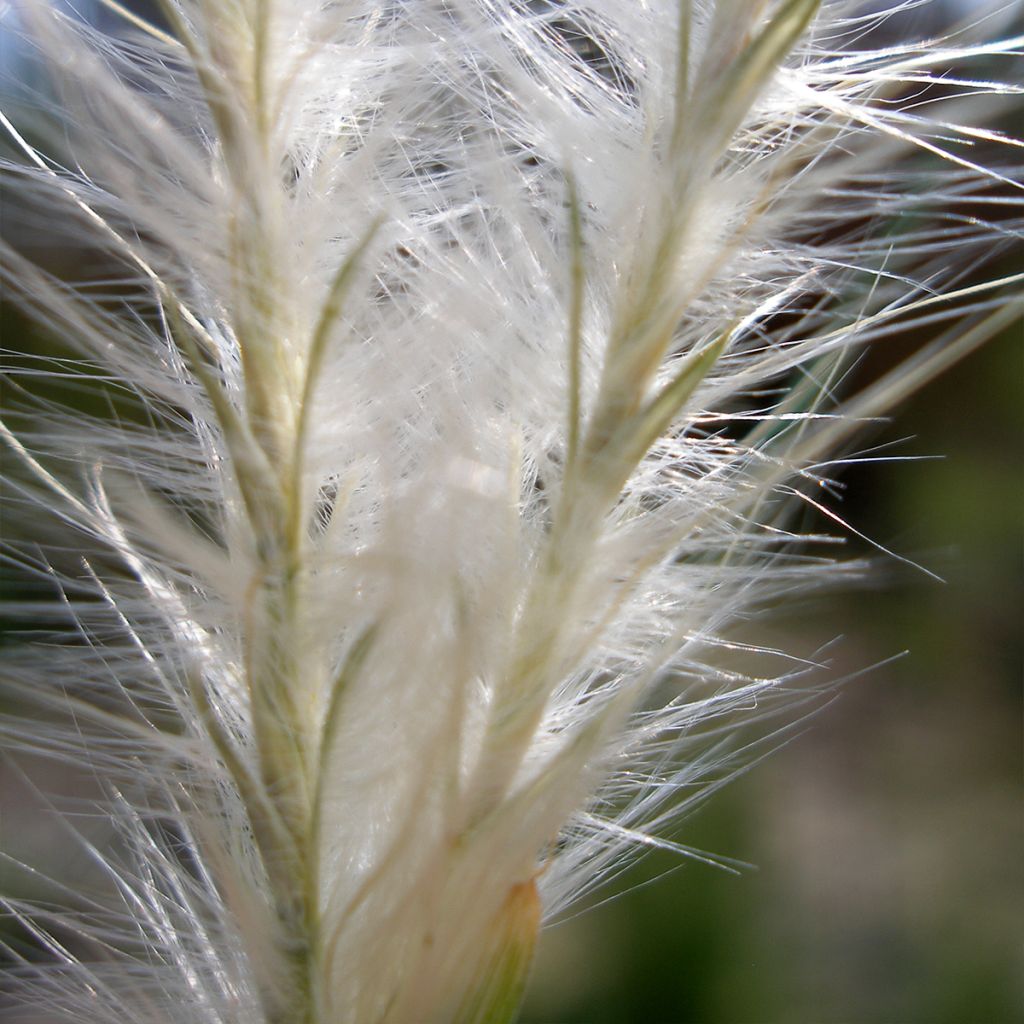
0,1 -> 1021,1021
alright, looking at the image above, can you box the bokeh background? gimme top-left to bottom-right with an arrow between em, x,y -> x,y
1,2 -> 1021,1022
521,316 -> 1023,1023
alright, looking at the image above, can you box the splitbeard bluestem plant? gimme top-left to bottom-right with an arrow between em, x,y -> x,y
0,0 -> 1021,1021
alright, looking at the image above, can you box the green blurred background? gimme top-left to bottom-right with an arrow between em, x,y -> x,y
521,319 -> 1023,1023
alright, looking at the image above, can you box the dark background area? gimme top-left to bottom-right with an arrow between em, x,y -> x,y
521,319 -> 1023,1022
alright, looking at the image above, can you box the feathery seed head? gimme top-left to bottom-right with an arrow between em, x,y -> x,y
1,1 -> 1021,1021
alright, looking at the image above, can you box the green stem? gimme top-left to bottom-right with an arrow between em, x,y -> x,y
453,880 -> 541,1024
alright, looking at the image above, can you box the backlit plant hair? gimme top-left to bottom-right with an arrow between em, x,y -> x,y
1,1 -> 1021,1021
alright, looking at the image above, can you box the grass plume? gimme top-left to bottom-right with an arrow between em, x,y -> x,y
0,2 -> 1021,1021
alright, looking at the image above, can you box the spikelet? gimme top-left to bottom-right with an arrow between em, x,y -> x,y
1,2 -> 1021,1022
